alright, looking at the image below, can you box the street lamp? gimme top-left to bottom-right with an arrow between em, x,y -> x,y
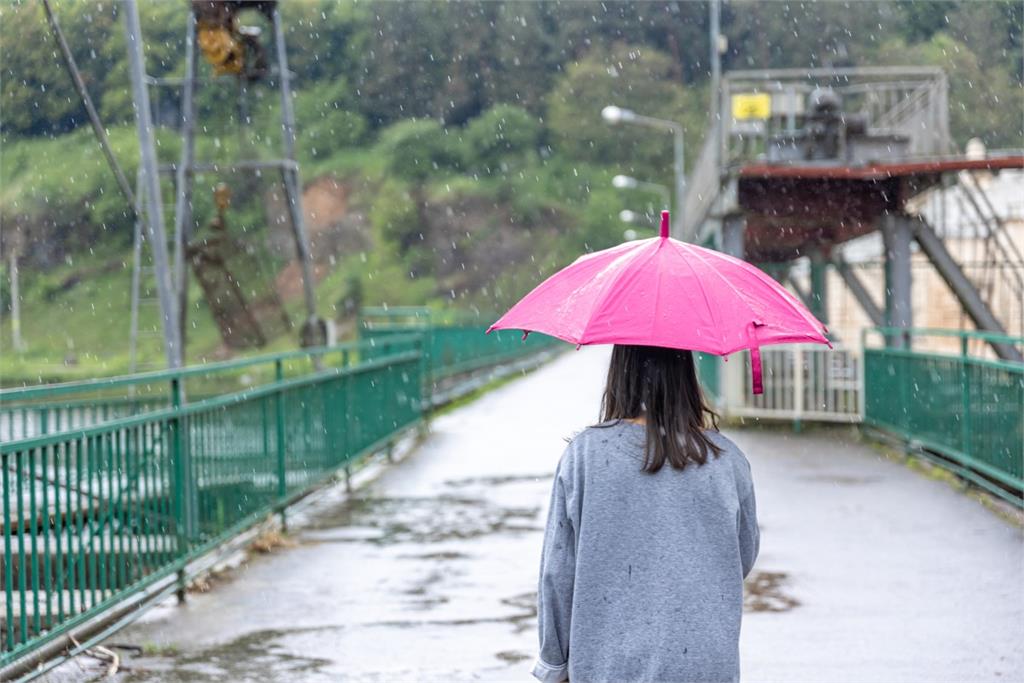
601,105 -> 685,239
612,174 -> 671,210
619,209 -> 640,224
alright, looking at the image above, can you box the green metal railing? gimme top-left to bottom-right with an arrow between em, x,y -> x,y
695,352 -> 721,405
0,314 -> 564,669
358,307 -> 564,393
863,328 -> 1023,506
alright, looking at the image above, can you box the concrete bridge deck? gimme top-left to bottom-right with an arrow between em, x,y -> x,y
46,348 -> 1023,682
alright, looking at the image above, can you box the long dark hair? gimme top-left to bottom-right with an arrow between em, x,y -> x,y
599,345 -> 721,473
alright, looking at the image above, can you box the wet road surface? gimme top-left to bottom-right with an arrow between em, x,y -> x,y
49,347 -> 1023,682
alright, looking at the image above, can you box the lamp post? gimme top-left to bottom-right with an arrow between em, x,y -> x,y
612,174 -> 671,211
602,105 -> 685,239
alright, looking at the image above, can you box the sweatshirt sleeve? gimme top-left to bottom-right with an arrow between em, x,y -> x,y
738,487 -> 760,579
532,460 -> 576,683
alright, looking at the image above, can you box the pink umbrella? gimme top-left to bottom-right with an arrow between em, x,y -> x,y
488,211 -> 829,394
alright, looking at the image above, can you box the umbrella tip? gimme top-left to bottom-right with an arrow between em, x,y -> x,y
660,211 -> 670,239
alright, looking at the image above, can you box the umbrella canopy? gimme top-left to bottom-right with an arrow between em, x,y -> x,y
488,211 -> 829,393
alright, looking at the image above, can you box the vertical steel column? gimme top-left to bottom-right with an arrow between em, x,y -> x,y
710,0 -> 721,126
809,249 -> 829,326
128,174 -> 144,376
271,8 -> 319,336
43,0 -> 136,211
881,213 -> 913,348
123,0 -> 182,368
721,213 -> 746,259
173,12 -> 198,354
832,253 -> 885,327
672,128 -> 685,239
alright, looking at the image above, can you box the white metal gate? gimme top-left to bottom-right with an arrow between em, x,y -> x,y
717,345 -> 864,423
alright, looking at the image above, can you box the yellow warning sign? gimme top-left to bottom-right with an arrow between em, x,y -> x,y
731,93 -> 771,120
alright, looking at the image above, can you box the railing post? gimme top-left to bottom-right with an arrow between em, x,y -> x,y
415,335 -> 428,438
793,346 -> 805,433
170,376 -> 188,604
275,359 -> 287,531
857,333 -> 867,421
959,334 -> 971,458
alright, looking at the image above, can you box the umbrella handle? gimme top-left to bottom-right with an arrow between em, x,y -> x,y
750,346 -> 763,395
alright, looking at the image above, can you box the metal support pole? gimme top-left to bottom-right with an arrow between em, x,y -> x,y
128,173 -> 145,374
272,8 -> 321,344
173,13 -> 198,356
710,0 -> 723,183
721,213 -> 745,259
43,0 -> 136,213
785,273 -> 813,313
833,253 -> 885,327
911,216 -> 1021,361
808,249 -> 829,326
123,0 -> 181,368
881,213 -> 913,348
673,127 -> 686,239
710,0 -> 721,125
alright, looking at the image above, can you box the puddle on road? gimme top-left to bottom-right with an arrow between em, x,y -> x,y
399,550 -> 470,561
744,571 -> 800,612
304,493 -> 541,545
121,627 -> 336,682
495,650 -> 531,664
799,474 -> 882,485
443,473 -> 549,488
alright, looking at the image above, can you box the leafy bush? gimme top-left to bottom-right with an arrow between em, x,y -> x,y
377,119 -> 464,181
463,104 -> 540,174
371,180 -> 420,251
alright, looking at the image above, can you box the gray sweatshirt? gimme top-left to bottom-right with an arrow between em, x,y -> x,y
532,421 -> 759,683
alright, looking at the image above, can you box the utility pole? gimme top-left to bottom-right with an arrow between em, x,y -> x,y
710,0 -> 722,124
173,12 -> 198,354
272,7 -> 321,346
123,0 -> 182,368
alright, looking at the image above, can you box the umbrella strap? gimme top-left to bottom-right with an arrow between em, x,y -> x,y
750,346 -> 764,395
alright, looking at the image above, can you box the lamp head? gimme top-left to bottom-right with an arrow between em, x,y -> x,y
601,105 -> 635,124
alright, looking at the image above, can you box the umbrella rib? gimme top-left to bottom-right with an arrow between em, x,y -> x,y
682,243 -> 825,345
672,241 -> 732,351
578,240 -> 660,343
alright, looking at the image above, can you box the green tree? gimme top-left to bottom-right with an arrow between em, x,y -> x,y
545,44 -> 699,181
876,33 -> 1023,148
463,104 -> 540,174
377,118 -> 464,181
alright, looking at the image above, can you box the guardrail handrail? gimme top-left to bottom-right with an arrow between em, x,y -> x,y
863,326 -> 1024,347
862,326 -> 1023,507
1,314 -> 564,670
0,335 -> 424,403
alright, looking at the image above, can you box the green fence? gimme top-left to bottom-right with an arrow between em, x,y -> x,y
863,328 -> 1023,506
0,316 -> 560,670
695,352 -> 721,405
358,307 -> 564,393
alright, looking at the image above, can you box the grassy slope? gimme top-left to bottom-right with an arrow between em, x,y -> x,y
0,144 -> 526,385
